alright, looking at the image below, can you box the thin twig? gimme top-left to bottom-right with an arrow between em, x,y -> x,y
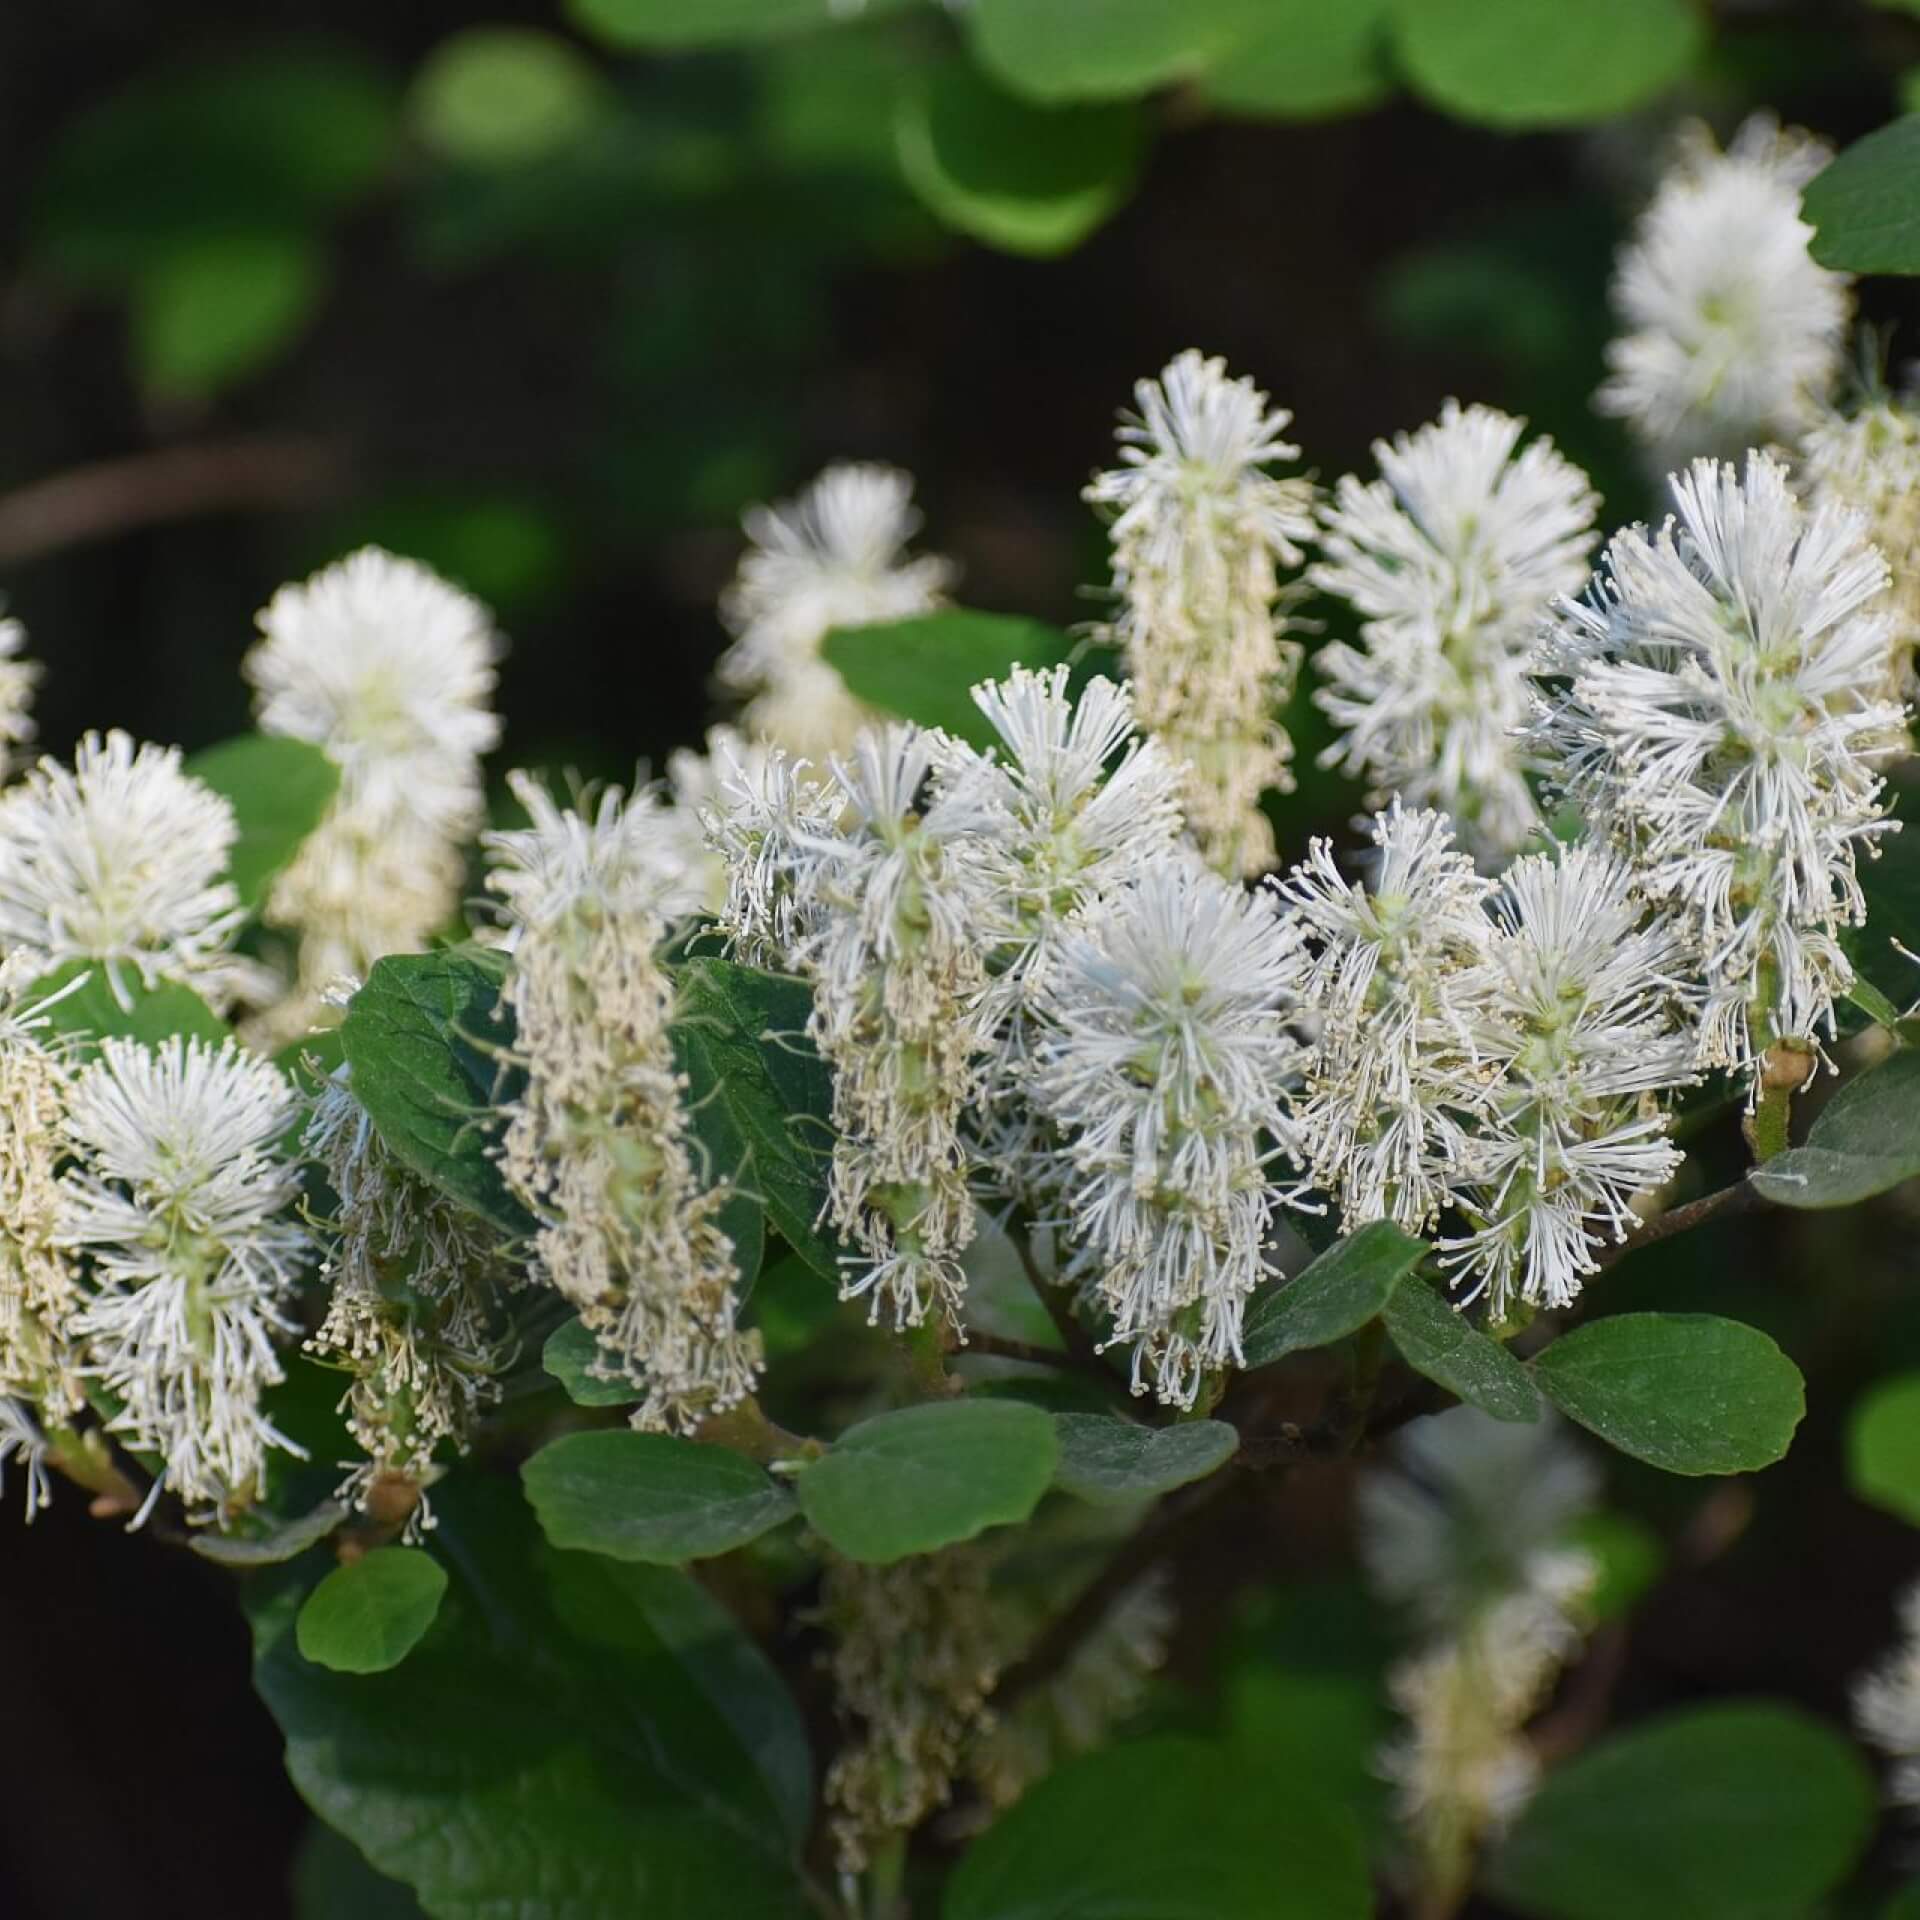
962,1331 -> 1084,1372
1004,1221 -> 1117,1386
1597,1178 -> 1766,1271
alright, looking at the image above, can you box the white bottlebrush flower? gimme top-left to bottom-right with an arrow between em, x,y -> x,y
1278,803 -> 1496,1234
718,463 -> 954,758
487,778 -> 760,1431
305,1070 -> 520,1531
0,616 -> 42,781
1533,451 -> 1901,1078
659,724 -> 766,918
57,1037 -> 310,1521
1439,845 -> 1696,1318
1027,857 -> 1306,1407
1598,116 -> 1850,465
0,1394 -> 51,1519
789,723 -> 997,1331
246,548 -> 503,1033
0,730 -> 247,1009
1086,349 -> 1317,878
1313,402 -> 1599,861
706,740 -> 845,972
1800,393 -> 1920,706
1856,1579 -> 1920,1812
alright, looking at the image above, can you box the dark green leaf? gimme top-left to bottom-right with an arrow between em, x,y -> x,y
822,610 -> 1075,747
895,60 -> 1146,258
292,1823 -> 425,1920
1390,0 -> 1702,128
944,1735 -> 1369,1919
1886,1884 -> 1920,1920
131,231 -> 326,400
523,1431 -> 797,1563
967,0 -> 1276,104
339,949 -> 530,1236
671,956 -> 841,1281
26,958 -> 229,1050
193,1499 -> 347,1568
1241,1221 -> 1427,1368
1202,0 -> 1394,119
251,1478 -> 813,1914
543,1316 -> 639,1407
1051,1413 -> 1237,1503
1804,117 -> 1920,274
1383,1277 -> 1540,1423
1749,1051 -> 1920,1208
296,1548 -> 448,1674
410,29 -> 607,167
1848,1371 -> 1920,1526
565,0 -> 919,50
186,733 -> 340,912
1531,1314 -> 1805,1475
1490,1703 -> 1875,1920
797,1399 -> 1057,1563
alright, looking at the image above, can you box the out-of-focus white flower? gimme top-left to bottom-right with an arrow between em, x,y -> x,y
1533,451 -> 1901,1079
719,463 -> 954,758
0,730 -> 248,1010
1440,845 -> 1695,1317
1313,402 -> 1598,862
305,1070 -> 520,1533
1857,1579 -> 1920,1812
0,617 -> 41,782
789,723 -> 997,1331
659,724 -> 767,917
1028,857 -> 1306,1406
1598,115 -> 1851,464
488,778 -> 759,1431
1800,393 -> 1920,707
246,548 -> 503,1036
1087,349 -> 1316,878
57,1037 -> 310,1521
1278,803 -> 1496,1234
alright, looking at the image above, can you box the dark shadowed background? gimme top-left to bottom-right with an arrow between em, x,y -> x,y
5,4 -> 1920,1915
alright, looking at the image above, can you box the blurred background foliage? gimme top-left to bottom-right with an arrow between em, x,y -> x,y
9,2 -> 1920,1916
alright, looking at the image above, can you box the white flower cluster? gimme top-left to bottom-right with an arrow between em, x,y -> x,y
1313,401 -> 1598,863
1856,1579 -> 1920,1814
1598,115 -> 1851,465
488,775 -> 760,1431
0,616 -> 41,781
719,463 -> 954,759
1533,450 -> 1900,1078
58,1038 -> 310,1521
1087,349 -> 1316,878
1364,1409 -> 1600,1908
247,548 -> 503,1039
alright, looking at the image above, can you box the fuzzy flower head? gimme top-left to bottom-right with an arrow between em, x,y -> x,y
1086,349 -> 1317,878
1800,392 -> 1920,708
487,780 -> 759,1430
1028,857 -> 1306,1406
1279,803 -> 1497,1234
1439,845 -> 1695,1317
1856,1579 -> 1920,1813
718,463 -> 954,759
706,741 -> 845,973
0,730 -> 245,1008
247,549 -> 503,1030
1313,402 -> 1599,861
0,617 -> 41,781
0,1395 -> 50,1520
1598,116 -> 1851,464
57,1037 -> 310,1520
1533,450 -> 1901,1075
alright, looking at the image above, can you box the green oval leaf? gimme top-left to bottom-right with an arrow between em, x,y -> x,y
1531,1314 -> 1805,1476
543,1316 -> 640,1407
1383,1276 -> 1540,1423
967,0 -> 1276,104
296,1547 -> 448,1675
523,1431 -> 797,1564
339,948 -> 530,1237
565,0 -> 918,50
1848,1371 -> 1920,1526
411,29 -> 606,168
131,230 -> 327,401
1490,1702 -> 1875,1920
1201,0 -> 1394,119
944,1735 -> 1370,1920
895,60 -> 1146,258
1804,116 -> 1920,275
796,1399 -> 1057,1563
1749,1050 -> 1920,1209
1241,1221 -> 1427,1368
185,733 -> 341,912
1390,0 -> 1702,129
1051,1413 -> 1238,1503
821,610 -> 1075,748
